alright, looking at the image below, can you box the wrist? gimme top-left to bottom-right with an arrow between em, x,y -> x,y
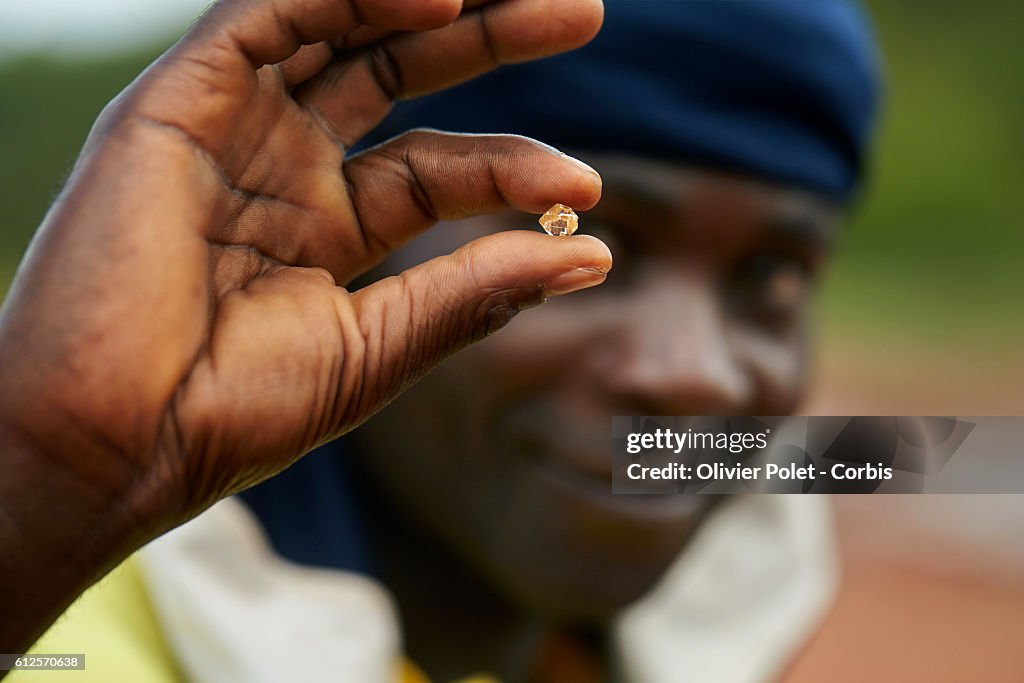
0,416 -> 165,651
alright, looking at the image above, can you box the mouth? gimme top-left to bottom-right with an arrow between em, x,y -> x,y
500,406 -> 707,518
503,405 -> 613,486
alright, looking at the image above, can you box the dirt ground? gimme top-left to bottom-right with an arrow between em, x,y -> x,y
783,339 -> 1024,681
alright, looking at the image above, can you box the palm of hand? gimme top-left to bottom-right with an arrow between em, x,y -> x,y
0,0 -> 609,521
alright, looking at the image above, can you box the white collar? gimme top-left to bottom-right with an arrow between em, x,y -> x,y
140,495 -> 836,683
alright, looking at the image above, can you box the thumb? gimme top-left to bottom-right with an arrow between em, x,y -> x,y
349,229 -> 611,409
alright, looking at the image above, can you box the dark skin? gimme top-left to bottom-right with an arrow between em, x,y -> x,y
354,156 -> 839,680
0,0 -> 613,656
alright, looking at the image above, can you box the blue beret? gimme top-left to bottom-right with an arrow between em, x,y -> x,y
365,0 -> 883,202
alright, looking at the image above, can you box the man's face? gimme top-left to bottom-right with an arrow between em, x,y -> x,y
354,153 -> 838,622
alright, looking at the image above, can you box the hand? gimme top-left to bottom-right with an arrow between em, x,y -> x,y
0,0 -> 608,650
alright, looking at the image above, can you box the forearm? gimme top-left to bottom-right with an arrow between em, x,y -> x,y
0,420 -> 159,655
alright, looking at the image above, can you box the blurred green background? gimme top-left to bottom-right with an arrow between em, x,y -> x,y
822,1 -> 1024,346
1,2 -> 1021,409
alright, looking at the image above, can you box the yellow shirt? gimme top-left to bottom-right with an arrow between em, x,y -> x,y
10,556 -> 181,683
15,557 -> 496,683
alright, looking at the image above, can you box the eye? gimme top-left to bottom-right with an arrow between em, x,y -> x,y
730,253 -> 814,326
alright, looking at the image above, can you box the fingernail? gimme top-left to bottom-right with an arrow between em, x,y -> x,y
544,267 -> 608,297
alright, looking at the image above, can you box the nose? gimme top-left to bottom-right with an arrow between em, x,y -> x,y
587,265 -> 753,415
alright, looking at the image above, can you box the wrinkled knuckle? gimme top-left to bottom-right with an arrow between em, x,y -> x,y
365,41 -> 403,101
476,295 -> 520,340
471,285 -> 544,341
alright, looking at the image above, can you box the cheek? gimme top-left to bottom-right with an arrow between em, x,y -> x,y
352,297 -> 579,482
351,354 -> 498,550
471,297 -> 606,394
731,324 -> 808,413
361,350 -> 487,465
355,303 -> 599,509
